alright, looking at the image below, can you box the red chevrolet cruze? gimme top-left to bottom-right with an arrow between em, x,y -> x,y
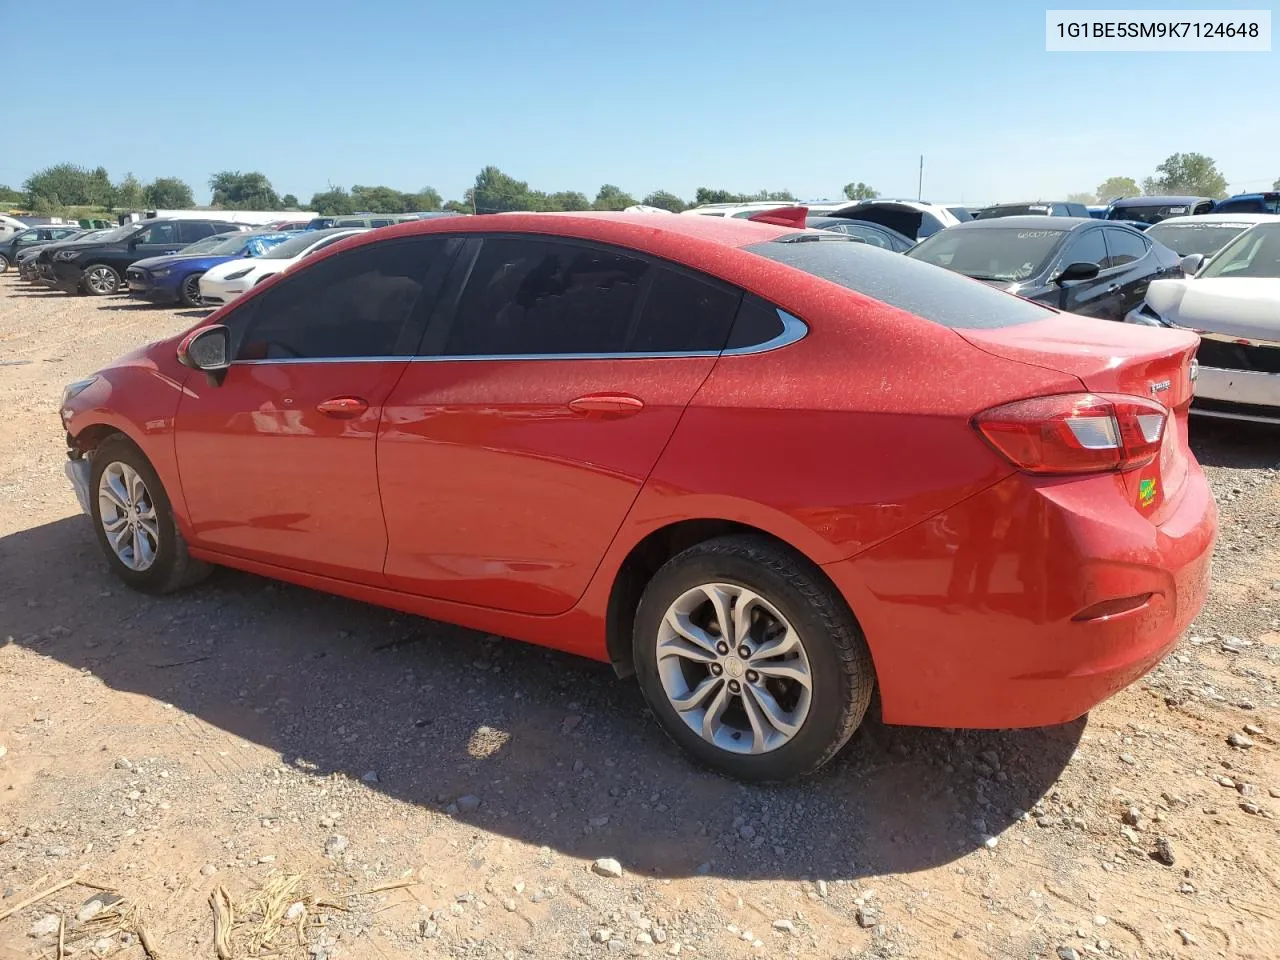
59,211 -> 1215,781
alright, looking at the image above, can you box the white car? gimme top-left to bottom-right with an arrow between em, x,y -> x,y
1126,220 -> 1280,424
198,228 -> 366,306
810,199 -> 963,241
1140,213 -> 1280,269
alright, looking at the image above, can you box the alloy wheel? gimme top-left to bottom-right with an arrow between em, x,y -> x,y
655,582 -> 813,754
85,266 -> 118,295
181,275 -> 202,305
98,461 -> 160,571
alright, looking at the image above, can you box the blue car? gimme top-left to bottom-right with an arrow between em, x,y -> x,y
125,231 -> 294,306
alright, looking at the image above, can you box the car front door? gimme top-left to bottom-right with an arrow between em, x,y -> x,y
125,221 -> 182,267
173,235 -> 455,583
1101,227 -> 1155,318
377,235 -> 743,615
1050,227 -> 1120,318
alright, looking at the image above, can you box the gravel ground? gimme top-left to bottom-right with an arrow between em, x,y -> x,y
1,275 -> 1278,960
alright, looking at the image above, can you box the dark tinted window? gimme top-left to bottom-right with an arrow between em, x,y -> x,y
1214,198 -> 1264,213
747,238 -> 1053,329
831,222 -> 896,249
233,238 -> 438,360
1102,228 -> 1148,268
631,270 -> 740,353
726,294 -> 787,349
1062,228 -> 1107,267
179,221 -> 217,242
136,222 -> 178,245
444,238 -> 648,356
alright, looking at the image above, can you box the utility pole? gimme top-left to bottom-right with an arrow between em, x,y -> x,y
918,155 -> 924,201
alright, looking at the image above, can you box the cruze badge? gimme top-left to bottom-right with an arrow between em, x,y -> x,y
1150,379 -> 1171,395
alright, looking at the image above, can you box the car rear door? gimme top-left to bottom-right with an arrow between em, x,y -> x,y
1054,227 -> 1121,319
173,235 -> 456,584
1101,227 -> 1156,318
376,235 -> 742,615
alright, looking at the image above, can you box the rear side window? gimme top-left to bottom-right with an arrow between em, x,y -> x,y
234,238 -> 442,360
1215,198 -> 1264,213
745,238 -> 1053,329
444,238 -> 648,356
1101,228 -> 1149,268
630,270 -> 741,353
137,222 -> 178,245
726,294 -> 788,349
179,221 -> 217,242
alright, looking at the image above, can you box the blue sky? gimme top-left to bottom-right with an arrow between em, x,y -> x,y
3,0 -> 1276,206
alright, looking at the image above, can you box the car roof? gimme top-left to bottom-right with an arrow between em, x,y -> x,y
948,215 -> 1093,230
386,211 -> 794,248
1218,191 -> 1279,201
1110,195 -> 1209,205
1149,213 -> 1280,226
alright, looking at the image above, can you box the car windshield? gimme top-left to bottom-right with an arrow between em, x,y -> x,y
182,233 -> 245,256
1107,204 -> 1190,225
260,230 -> 347,259
1144,221 -> 1252,258
974,204 -> 1054,219
906,227 -> 1066,282
746,237 -> 1052,329
1197,222 -> 1280,279
92,224 -> 141,242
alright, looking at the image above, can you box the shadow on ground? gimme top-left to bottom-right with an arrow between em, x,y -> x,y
1189,417 -> 1280,469
2,516 -> 1082,883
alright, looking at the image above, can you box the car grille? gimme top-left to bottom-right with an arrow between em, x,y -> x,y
1196,336 -> 1280,375
126,268 -> 147,282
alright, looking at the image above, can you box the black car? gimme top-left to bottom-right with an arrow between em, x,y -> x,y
904,216 -> 1182,322
1105,195 -> 1214,225
804,216 -> 915,251
972,200 -> 1091,219
0,224 -> 83,273
47,217 -> 246,295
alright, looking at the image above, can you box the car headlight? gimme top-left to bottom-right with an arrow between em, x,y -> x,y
152,268 -> 171,277
54,249 -> 81,261
61,377 -> 98,407
223,266 -> 254,281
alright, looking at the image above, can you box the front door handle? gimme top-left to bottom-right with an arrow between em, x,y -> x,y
316,396 -> 369,418
568,393 -> 645,418
1107,283 -> 1121,293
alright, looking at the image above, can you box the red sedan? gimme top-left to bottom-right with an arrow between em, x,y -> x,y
58,211 -> 1215,781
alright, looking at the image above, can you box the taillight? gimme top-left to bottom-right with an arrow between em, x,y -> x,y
974,393 -> 1167,475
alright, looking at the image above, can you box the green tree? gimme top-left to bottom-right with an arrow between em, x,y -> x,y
351,184 -> 409,213
592,184 -> 637,210
544,190 -> 590,211
641,190 -> 686,212
85,166 -> 116,208
1141,153 -> 1228,198
442,199 -> 472,215
1272,177 -> 1280,190
406,186 -> 442,211
1095,176 -> 1140,201
280,193 -> 300,209
0,183 -> 22,206
24,163 -> 97,207
693,187 -> 796,206
471,166 -> 539,213
145,177 -> 195,208
842,181 -> 879,201
750,189 -> 796,202
210,171 -> 281,209
309,187 -> 355,216
115,173 -> 146,210
1066,191 -> 1096,204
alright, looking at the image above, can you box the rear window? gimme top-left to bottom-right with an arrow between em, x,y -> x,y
745,237 -> 1053,329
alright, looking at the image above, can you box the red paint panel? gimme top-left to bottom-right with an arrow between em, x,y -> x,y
378,357 -> 716,614
173,361 -> 408,584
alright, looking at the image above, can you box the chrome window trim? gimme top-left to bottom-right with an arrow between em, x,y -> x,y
229,309 -> 807,366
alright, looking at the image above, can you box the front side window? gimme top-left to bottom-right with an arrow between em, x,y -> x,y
1060,228 -> 1107,268
444,239 -> 649,356
233,238 -> 441,360
1101,228 -> 1149,268
136,222 -> 178,245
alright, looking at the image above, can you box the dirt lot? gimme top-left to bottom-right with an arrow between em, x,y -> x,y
0,274 -> 1278,960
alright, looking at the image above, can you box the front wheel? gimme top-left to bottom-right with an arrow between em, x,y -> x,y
633,535 -> 875,782
88,435 -> 212,594
82,264 -> 121,296
179,272 -> 203,307
0,253 -> 10,274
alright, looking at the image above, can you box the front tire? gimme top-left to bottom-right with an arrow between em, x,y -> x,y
633,535 -> 875,782
179,273 -> 203,307
82,264 -> 120,296
0,253 -> 10,274
89,435 -> 212,594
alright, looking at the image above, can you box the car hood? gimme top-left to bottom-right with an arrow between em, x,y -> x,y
1145,277 -> 1280,341
132,253 -> 237,272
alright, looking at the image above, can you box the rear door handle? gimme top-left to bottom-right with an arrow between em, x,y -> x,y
568,393 -> 645,418
316,396 -> 369,418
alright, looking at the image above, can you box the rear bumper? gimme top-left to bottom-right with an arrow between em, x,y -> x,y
1192,365 -> 1280,423
824,465 -> 1216,729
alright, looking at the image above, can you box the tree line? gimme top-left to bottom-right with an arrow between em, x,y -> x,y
4,154 -> 1271,219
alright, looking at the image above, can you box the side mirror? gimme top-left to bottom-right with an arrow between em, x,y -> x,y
177,325 -> 231,386
1053,261 -> 1100,285
1179,253 -> 1205,275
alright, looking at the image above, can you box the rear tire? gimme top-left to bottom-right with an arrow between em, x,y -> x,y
179,273 -> 203,307
632,535 -> 875,782
89,435 -> 213,594
82,264 -> 120,296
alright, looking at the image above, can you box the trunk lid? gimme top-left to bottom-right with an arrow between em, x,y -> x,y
959,313 -> 1200,521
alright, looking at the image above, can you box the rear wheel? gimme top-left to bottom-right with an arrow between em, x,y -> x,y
633,535 -> 875,782
89,435 -> 212,594
82,264 -> 120,296
179,273 -> 203,307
